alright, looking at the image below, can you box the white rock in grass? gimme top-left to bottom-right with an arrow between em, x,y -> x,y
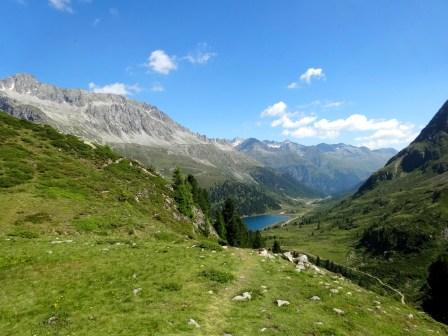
283,251 -> 295,263
133,288 -> 142,296
333,308 -> 345,315
260,328 -> 267,332
276,299 -> 290,307
188,318 -> 200,328
259,249 -> 275,259
330,289 -> 339,294
407,313 -> 414,320
310,296 -> 321,301
232,292 -> 252,301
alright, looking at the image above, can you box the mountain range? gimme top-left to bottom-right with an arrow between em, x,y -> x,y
0,74 -> 397,212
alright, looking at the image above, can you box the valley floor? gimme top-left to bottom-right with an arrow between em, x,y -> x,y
1,236 -> 447,336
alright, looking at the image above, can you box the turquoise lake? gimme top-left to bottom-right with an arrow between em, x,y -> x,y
243,214 -> 289,231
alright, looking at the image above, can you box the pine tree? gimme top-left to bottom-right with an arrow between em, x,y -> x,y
252,230 -> 264,249
213,212 -> 226,240
272,240 -> 281,253
172,168 -> 194,217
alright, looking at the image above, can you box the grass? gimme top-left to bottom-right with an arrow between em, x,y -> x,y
1,237 -> 447,335
1,111 -> 447,334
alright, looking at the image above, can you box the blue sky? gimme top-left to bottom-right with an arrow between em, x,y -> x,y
1,0 -> 448,149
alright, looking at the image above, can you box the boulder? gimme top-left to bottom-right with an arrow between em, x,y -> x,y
188,319 -> 200,328
232,292 -> 252,301
333,308 -> 345,315
283,251 -> 295,263
276,299 -> 290,307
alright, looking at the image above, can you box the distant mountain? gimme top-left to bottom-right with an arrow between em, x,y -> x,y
0,74 -> 259,185
235,138 -> 397,195
0,74 -> 317,213
303,100 -> 448,303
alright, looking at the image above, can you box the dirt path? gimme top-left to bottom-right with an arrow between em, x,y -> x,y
347,266 -> 406,304
199,248 -> 259,335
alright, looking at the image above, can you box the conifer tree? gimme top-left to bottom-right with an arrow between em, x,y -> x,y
252,230 -> 264,249
272,240 -> 281,253
172,167 -> 194,218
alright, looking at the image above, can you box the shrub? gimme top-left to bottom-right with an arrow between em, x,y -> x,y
199,269 -> 234,284
197,240 -> 223,251
159,282 -> 182,292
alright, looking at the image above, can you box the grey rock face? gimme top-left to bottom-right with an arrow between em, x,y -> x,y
0,74 -> 257,183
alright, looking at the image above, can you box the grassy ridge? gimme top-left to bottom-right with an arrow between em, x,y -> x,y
0,111 -> 192,239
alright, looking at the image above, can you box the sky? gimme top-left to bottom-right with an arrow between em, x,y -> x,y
1,0 -> 448,149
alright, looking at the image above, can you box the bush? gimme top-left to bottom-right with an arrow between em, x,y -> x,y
199,269 -> 234,284
159,282 -> 182,292
8,229 -> 39,239
197,240 -> 223,251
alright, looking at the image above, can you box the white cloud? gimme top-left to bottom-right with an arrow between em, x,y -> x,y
324,101 -> 344,108
185,43 -> 216,64
287,82 -> 300,89
261,101 -> 417,149
300,68 -> 325,84
147,50 -> 177,75
261,101 -> 288,117
88,82 -> 141,96
185,51 -> 216,64
49,0 -> 73,13
288,67 -> 325,89
150,83 -> 165,92
272,115 -> 317,129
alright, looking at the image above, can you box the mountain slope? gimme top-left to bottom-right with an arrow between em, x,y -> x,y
0,74 -> 259,186
0,110 -> 202,238
269,100 -> 448,304
0,74 -> 319,212
236,138 -> 397,195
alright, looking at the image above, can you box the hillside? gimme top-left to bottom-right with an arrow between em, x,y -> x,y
236,138 -> 396,195
266,101 -> 448,304
0,110 -> 206,239
0,74 -> 319,212
1,111 -> 447,335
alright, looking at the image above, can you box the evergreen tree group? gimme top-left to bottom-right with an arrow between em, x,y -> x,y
172,168 -> 265,249
214,198 -> 265,249
172,168 -> 211,221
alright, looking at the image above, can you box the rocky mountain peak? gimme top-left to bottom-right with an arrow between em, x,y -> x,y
414,100 -> 448,143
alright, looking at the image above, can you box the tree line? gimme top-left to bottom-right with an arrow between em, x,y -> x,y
172,167 -> 265,249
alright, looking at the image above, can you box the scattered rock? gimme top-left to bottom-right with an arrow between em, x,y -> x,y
276,299 -> 290,307
232,292 -> 252,301
133,288 -> 142,296
259,249 -> 275,259
283,251 -> 295,263
310,296 -> 321,301
260,327 -> 267,332
333,308 -> 345,315
47,316 -> 58,325
407,313 -> 414,320
373,300 -> 381,305
297,254 -> 309,264
330,289 -> 339,294
188,318 -> 200,328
